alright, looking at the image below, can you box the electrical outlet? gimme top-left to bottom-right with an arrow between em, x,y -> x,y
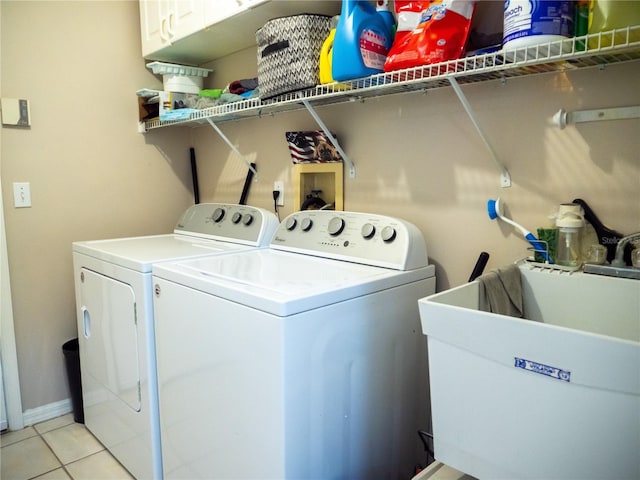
273,181 -> 284,206
13,182 -> 31,208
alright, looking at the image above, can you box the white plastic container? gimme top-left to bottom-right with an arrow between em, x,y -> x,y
555,203 -> 585,267
503,0 -> 574,49
146,62 -> 212,94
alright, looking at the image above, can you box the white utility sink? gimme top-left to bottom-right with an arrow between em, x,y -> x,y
419,263 -> 640,480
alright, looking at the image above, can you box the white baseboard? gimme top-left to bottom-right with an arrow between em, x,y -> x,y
22,398 -> 72,427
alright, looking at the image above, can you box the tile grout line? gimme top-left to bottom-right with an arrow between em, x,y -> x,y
4,417 -> 131,480
31,418 -> 106,480
36,424 -> 73,480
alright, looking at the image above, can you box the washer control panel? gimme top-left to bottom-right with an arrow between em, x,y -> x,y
271,211 -> 428,270
174,203 -> 279,246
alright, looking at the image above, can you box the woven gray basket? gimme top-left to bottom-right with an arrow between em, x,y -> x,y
257,14 -> 332,100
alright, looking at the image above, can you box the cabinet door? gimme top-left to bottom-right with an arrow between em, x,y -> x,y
140,0 -> 204,57
204,0 -> 268,27
167,0 -> 204,42
140,0 -> 172,57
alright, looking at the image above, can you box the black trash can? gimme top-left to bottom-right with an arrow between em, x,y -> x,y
62,338 -> 84,423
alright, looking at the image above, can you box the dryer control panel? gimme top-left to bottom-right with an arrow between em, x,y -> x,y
174,203 -> 279,246
270,211 -> 428,270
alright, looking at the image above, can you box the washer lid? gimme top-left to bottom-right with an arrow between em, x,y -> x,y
73,234 -> 252,273
152,249 -> 435,316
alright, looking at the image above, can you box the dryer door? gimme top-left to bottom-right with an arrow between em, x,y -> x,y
79,268 -> 141,412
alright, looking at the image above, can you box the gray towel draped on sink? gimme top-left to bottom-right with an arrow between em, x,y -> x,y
477,264 -> 524,318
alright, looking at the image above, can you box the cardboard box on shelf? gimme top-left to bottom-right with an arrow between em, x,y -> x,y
138,95 -> 159,122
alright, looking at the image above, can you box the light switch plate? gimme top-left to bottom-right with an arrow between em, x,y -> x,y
13,182 -> 32,208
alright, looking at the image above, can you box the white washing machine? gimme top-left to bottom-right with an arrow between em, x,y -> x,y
72,203 -> 279,480
152,210 -> 436,479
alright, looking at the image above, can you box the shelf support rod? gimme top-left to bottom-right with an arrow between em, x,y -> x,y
301,100 -> 356,178
206,118 -> 257,176
448,77 -> 511,188
552,105 -> 640,129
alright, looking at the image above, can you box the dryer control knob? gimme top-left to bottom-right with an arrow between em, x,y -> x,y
242,214 -> 254,226
231,212 -> 242,224
328,217 -> 345,236
285,217 -> 297,230
301,218 -> 313,231
361,223 -> 376,239
381,226 -> 397,243
212,208 -> 225,223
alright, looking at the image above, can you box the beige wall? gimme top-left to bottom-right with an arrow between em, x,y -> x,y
198,50 -> 640,289
2,0 -> 639,415
1,1 -> 193,412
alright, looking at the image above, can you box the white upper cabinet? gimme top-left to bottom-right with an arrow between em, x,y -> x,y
140,0 -> 204,58
170,0 -> 205,37
139,0 -> 340,64
204,0 -> 268,27
140,0 -> 168,56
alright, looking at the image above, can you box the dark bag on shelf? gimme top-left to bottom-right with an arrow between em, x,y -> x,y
256,14 -> 332,100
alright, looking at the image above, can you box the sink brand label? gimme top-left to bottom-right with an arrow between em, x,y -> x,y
514,357 -> 571,382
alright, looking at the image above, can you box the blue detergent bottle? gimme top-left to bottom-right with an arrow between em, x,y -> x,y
332,0 -> 393,82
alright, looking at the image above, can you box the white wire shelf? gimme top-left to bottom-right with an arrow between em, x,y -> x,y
141,26 -> 640,132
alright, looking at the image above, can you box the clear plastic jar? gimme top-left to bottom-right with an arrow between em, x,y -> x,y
555,203 -> 585,267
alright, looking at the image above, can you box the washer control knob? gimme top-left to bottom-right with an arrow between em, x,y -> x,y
285,217 -> 297,230
242,214 -> 254,226
381,226 -> 397,243
328,217 -> 345,236
231,212 -> 242,224
212,208 -> 225,223
361,223 -> 376,239
301,218 -> 313,232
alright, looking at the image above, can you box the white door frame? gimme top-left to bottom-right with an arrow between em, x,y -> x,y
1,177 -> 24,431
0,3 -> 24,431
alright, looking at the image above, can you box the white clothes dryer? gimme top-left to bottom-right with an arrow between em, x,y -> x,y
72,203 -> 279,480
152,210 -> 436,480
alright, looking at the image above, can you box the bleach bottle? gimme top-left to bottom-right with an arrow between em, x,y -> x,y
332,0 -> 393,82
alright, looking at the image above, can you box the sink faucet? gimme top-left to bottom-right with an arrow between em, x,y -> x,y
611,232 -> 640,267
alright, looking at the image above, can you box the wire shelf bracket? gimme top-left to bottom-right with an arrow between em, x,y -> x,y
301,99 -> 356,178
205,117 -> 257,176
448,77 -> 511,188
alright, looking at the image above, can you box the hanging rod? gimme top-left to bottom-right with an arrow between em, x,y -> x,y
301,99 -> 356,178
206,118 -> 257,176
448,77 -> 511,188
552,105 -> 640,129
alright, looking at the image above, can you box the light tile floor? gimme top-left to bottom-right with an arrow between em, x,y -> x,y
1,413 -> 134,480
